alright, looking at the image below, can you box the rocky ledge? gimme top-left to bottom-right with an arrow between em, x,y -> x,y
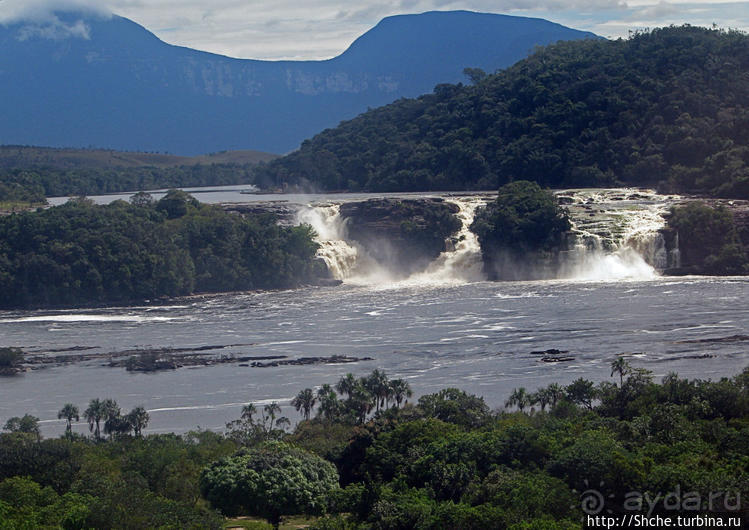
339,198 -> 461,275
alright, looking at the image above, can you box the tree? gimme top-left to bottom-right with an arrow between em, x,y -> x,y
566,378 -> 597,410
505,387 -> 530,412
129,191 -> 154,207
0,347 -> 23,368
546,383 -> 565,407
316,384 -> 341,421
3,414 -> 40,439
336,373 -> 358,399
463,67 -> 488,84
530,388 -> 552,411
126,406 -> 150,436
364,369 -> 390,412
347,384 -> 374,424
389,379 -> 413,408
241,403 -> 257,422
83,399 -> 105,440
57,404 -> 79,436
417,388 -> 491,428
292,388 -> 317,421
100,399 -> 122,439
155,189 -> 199,219
610,357 -> 632,386
263,402 -> 282,432
200,441 -> 340,528
472,181 -> 571,253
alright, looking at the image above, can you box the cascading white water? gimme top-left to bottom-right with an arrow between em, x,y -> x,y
559,189 -> 673,281
297,198 -> 487,286
296,189 -> 678,285
402,198 -> 486,285
296,204 -> 358,280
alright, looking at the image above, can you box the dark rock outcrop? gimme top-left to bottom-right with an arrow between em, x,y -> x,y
340,198 -> 461,275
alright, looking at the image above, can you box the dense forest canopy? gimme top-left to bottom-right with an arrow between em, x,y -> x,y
1,366 -> 748,528
0,191 -> 322,309
0,146 -> 276,201
256,26 -> 749,198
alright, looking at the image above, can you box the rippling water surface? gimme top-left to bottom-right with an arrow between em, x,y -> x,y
2,277 -> 748,435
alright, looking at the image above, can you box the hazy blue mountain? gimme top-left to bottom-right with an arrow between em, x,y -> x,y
0,10 -> 597,155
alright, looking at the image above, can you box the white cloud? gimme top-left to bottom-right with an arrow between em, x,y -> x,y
16,18 -> 91,40
0,0 -> 111,23
1,0 -> 747,57
0,0 -> 111,41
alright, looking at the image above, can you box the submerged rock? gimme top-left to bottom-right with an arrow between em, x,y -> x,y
250,355 -> 374,368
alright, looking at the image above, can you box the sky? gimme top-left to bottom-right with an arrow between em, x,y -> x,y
1,0 -> 748,60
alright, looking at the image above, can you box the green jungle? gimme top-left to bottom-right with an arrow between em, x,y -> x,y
1,364 -> 748,529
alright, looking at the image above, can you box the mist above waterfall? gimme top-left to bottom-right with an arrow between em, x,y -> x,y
296,204 -> 359,280
295,189 -> 679,287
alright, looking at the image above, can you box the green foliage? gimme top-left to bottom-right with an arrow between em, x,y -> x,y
0,348 -> 23,368
258,26 -> 749,198
3,415 -> 40,439
0,147 -> 265,199
2,368 -> 749,527
225,402 -> 291,446
0,195 -> 322,309
200,442 -> 339,526
472,181 -> 571,254
668,202 -> 749,274
416,388 -> 491,428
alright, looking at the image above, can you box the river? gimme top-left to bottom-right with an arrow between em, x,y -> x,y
3,189 -> 747,436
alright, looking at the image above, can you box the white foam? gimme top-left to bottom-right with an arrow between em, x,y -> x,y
1,314 -> 177,323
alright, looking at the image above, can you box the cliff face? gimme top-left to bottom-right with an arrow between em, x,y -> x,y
339,198 -> 460,275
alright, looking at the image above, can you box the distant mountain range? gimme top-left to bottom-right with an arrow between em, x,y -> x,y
0,10 -> 597,155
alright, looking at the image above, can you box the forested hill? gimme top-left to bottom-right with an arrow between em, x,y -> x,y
255,26 -> 749,198
0,10 -> 595,155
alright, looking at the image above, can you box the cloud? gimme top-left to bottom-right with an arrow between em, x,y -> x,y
0,0 -> 111,23
0,0 -> 111,41
16,18 -> 91,40
2,0 -> 747,57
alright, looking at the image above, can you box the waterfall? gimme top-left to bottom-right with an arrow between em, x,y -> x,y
297,198 -> 487,286
403,198 -> 486,285
296,204 -> 358,280
560,189 -> 671,280
295,189 -> 677,286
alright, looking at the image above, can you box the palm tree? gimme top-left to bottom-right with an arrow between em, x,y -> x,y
275,416 -> 291,431
547,383 -> 564,407
100,399 -> 121,439
505,387 -> 530,412
292,388 -> 317,421
336,373 -> 357,399
316,384 -> 340,420
58,404 -> 79,435
364,369 -> 389,412
389,379 -> 413,408
263,402 -> 282,432
240,403 -> 257,422
348,384 -> 374,424
611,357 -> 632,386
84,399 -> 105,440
126,406 -> 150,437
531,388 -> 552,411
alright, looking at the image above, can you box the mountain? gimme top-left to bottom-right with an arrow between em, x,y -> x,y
256,26 -> 749,199
0,10 -> 597,155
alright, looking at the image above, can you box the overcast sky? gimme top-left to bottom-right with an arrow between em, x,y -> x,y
1,0 -> 748,60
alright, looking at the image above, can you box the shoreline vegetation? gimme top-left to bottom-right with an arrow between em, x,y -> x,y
1,365 -> 747,528
1,185 -> 749,311
0,190 -> 328,310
